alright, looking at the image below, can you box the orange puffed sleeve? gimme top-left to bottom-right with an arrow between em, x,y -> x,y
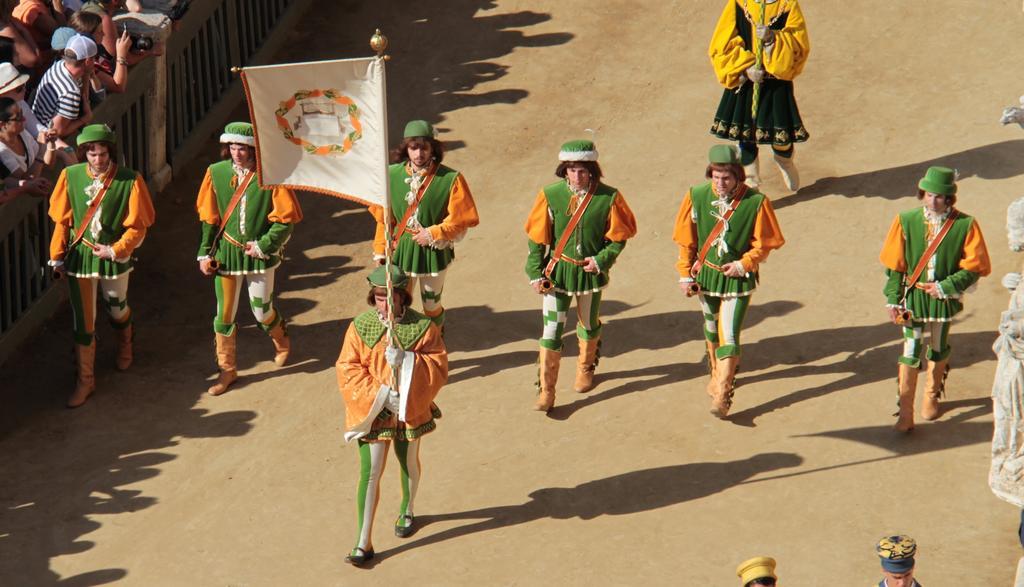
428,174 -> 480,242
524,189 -> 552,245
268,187 -> 303,224
368,204 -> 391,256
47,169 -> 71,261
739,197 -> 785,272
960,219 -> 991,276
111,173 -> 157,259
879,214 -> 907,273
195,169 -> 220,225
672,190 -> 697,278
605,192 -> 637,242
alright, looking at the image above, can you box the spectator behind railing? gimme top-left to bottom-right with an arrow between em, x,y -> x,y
0,62 -> 75,162
81,0 -> 157,65
68,8 -> 128,94
0,96 -> 56,201
0,14 -> 41,68
11,0 -> 66,53
31,33 -> 93,139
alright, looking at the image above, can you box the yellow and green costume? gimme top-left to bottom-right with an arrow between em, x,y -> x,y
709,0 -> 810,162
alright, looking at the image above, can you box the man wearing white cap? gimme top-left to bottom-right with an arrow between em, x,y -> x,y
32,33 -> 95,138
524,139 -> 637,412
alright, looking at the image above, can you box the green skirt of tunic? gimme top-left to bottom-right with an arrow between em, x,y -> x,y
710,78 -> 809,145
214,242 -> 281,275
696,265 -> 758,297
905,288 -> 962,322
66,243 -> 132,278
548,259 -> 609,295
393,234 -> 454,277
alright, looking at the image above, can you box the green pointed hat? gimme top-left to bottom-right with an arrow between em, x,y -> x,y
403,120 -> 436,139
76,123 -> 116,146
220,121 -> 255,146
708,144 -> 740,165
367,264 -> 409,289
559,139 -> 598,162
918,166 -> 957,195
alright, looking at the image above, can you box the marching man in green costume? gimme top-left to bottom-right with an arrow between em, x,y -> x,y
673,145 -> 785,418
48,123 -> 156,408
368,120 -> 479,329
880,166 -> 991,432
524,139 -> 637,412
195,122 -> 303,396
336,264 -> 447,566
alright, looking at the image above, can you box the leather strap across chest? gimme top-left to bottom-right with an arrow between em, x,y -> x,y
69,165 -> 119,250
543,182 -> 596,278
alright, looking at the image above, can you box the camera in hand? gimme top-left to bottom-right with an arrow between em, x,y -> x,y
130,35 -> 154,52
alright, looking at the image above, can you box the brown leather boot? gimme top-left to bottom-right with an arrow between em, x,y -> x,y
573,337 -> 600,393
705,340 -> 719,398
115,323 -> 133,371
67,341 -> 97,408
710,356 -> 738,418
208,332 -> 238,396
534,347 -> 560,412
921,359 -> 948,421
894,363 -> 919,432
267,321 -> 290,367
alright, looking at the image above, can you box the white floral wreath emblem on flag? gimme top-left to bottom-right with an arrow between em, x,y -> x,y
275,89 -> 363,156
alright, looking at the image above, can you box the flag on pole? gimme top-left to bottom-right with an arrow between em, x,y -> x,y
240,57 -> 389,207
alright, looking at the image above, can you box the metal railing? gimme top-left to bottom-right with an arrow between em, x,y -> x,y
0,0 -> 312,366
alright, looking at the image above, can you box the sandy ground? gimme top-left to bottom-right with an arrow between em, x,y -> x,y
2,0 -> 1024,585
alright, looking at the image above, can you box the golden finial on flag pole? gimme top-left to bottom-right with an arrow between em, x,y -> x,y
370,29 -> 389,59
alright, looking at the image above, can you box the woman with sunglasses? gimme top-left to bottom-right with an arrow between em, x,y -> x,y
0,96 -> 56,202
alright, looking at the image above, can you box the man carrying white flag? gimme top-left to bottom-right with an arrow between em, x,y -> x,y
368,120 -> 480,330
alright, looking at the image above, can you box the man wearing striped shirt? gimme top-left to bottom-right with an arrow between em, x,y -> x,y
32,33 -> 95,138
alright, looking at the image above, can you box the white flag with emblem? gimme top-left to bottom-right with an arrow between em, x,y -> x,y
241,56 -> 388,206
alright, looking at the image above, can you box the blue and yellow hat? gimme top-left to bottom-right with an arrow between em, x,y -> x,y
876,534 -> 916,573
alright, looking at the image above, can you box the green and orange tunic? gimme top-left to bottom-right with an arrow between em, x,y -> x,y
880,207 -> 991,322
48,164 -> 156,279
337,308 -> 447,442
369,162 -> 479,276
195,160 -> 303,275
673,182 -> 784,297
524,180 -> 637,295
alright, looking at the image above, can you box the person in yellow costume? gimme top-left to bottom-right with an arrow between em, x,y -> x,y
709,0 -> 810,191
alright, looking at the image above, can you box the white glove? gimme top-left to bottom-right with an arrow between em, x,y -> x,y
755,24 -> 775,44
384,345 -> 405,368
1002,272 -> 1022,292
95,244 -> 116,260
384,387 -> 401,412
745,66 -> 765,84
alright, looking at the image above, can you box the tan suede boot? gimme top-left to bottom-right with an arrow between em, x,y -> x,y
115,324 -> 133,371
534,347 -> 560,412
573,337 -> 600,393
208,332 -> 238,396
710,356 -> 738,418
705,340 -> 719,398
67,341 -> 97,408
894,363 -> 919,432
921,359 -> 948,421
267,321 -> 290,367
